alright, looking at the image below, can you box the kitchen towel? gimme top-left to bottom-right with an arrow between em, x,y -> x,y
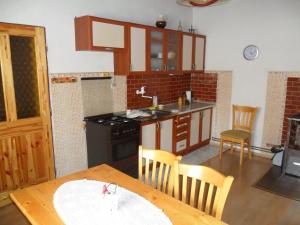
53,179 -> 172,225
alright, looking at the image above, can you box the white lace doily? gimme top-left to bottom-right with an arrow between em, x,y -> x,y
53,179 -> 172,225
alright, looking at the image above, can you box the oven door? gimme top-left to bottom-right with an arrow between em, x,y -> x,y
111,132 -> 139,178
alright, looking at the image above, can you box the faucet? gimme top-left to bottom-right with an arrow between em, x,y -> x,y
136,86 -> 158,106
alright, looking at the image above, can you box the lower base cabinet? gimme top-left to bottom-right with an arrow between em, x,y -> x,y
140,107 -> 213,155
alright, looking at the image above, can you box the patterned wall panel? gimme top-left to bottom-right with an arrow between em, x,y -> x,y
10,36 -> 40,119
262,72 -> 300,148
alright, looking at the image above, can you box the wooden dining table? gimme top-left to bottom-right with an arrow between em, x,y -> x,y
10,164 -> 228,225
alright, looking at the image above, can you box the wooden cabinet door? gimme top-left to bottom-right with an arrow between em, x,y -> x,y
159,118 -> 173,152
190,111 -> 200,147
130,26 -> 146,72
194,35 -> 206,72
0,24 -> 54,202
201,108 -> 212,142
75,16 -> 125,51
182,34 -> 193,72
166,31 -> 180,74
148,29 -> 165,73
141,122 -> 157,149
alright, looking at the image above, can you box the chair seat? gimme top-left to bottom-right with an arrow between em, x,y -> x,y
221,129 -> 250,140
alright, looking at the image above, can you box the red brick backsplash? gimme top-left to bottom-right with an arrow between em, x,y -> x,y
127,74 -> 191,109
281,77 -> 300,143
190,73 -> 218,102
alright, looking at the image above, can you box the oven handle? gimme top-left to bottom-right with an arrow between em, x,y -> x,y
111,132 -> 140,144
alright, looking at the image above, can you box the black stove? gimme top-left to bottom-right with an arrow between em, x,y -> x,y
84,113 -> 140,178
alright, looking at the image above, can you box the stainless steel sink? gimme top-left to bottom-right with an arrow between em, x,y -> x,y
141,109 -> 171,116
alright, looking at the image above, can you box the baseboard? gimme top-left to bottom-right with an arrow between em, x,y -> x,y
211,137 -> 273,159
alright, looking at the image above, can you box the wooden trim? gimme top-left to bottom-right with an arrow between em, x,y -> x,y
0,32 -> 17,121
0,22 -> 36,36
34,27 -> 55,179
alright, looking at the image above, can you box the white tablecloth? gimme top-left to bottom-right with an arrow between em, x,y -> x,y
53,179 -> 172,225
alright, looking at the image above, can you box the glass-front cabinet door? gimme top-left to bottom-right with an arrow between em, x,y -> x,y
149,30 -> 164,72
166,31 -> 180,73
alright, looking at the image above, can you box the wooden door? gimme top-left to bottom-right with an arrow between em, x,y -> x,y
194,35 -> 206,72
182,33 -> 193,72
130,26 -> 146,72
159,118 -> 173,152
0,23 -> 54,204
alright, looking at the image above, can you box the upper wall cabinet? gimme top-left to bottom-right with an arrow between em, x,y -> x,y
182,33 -> 206,73
75,16 -> 126,51
130,26 -> 146,72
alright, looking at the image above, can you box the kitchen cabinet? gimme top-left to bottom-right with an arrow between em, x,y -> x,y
188,108 -> 213,153
129,26 -> 146,72
75,16 -> 126,51
141,122 -> 157,149
190,111 -> 200,147
159,118 -> 173,152
0,23 -> 54,205
201,108 -> 212,142
141,118 -> 174,152
182,33 -> 206,73
148,29 -> 181,74
173,113 -> 191,154
182,33 -> 193,72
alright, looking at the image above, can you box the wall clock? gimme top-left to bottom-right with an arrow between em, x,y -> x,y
243,45 -> 259,61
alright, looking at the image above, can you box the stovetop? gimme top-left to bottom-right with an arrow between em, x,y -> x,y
84,113 -> 140,128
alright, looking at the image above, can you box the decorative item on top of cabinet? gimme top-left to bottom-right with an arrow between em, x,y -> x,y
75,16 -> 126,51
0,22 -> 54,206
182,33 -> 206,73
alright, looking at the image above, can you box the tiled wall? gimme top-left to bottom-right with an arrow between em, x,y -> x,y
262,72 -> 300,148
281,77 -> 300,143
127,74 -> 191,109
210,71 -> 232,139
49,73 -> 126,177
191,73 -> 218,102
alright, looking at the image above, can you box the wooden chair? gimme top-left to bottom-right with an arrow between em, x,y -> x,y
174,162 -> 234,220
138,146 -> 182,195
219,105 -> 257,165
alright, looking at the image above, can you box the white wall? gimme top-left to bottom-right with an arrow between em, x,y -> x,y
0,0 -> 192,73
193,0 -> 300,147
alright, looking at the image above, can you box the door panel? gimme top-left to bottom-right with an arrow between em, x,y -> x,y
201,109 -> 212,142
160,119 -> 173,152
0,130 -> 48,192
142,123 -> 156,149
130,27 -> 146,72
182,34 -> 193,71
190,112 -> 200,146
92,21 -> 124,48
0,24 -> 54,203
10,36 -> 40,119
194,36 -> 205,71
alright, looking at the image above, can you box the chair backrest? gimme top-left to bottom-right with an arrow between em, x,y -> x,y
174,162 -> 234,220
232,105 -> 257,132
139,146 -> 182,195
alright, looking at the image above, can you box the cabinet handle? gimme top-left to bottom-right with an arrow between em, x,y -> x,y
164,65 -> 167,71
104,47 -> 113,51
157,121 -> 160,130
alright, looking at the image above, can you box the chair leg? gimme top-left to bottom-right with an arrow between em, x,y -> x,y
240,140 -> 244,165
230,142 -> 234,153
219,138 -> 224,159
248,138 -> 252,159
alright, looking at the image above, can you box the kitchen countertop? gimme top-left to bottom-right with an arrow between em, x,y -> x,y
121,101 -> 215,123
162,101 -> 215,114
